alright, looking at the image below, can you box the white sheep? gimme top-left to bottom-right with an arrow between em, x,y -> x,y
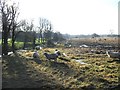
79,44 -> 89,48
35,46 -> 42,50
54,49 -> 61,56
106,51 -> 120,58
8,51 -> 13,56
44,52 -> 58,61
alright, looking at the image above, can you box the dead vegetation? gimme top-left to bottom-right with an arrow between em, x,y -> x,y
2,37 -> 120,89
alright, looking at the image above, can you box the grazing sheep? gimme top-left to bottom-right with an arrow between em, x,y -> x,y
79,44 -> 89,48
8,52 -> 13,56
106,51 -> 120,58
33,51 -> 40,58
35,46 -> 42,50
54,49 -> 61,56
54,49 -> 68,57
90,49 -> 105,54
44,52 -> 58,61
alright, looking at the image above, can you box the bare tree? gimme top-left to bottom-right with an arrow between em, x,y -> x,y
20,20 -> 30,49
38,18 -> 44,44
0,0 -> 19,55
20,20 -> 35,49
38,18 -> 53,44
11,3 -> 19,53
29,21 -> 36,49
32,31 -> 36,49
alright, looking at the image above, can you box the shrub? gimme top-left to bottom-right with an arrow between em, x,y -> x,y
46,40 -> 55,47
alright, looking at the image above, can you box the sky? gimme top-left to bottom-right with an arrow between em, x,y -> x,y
12,0 -> 119,35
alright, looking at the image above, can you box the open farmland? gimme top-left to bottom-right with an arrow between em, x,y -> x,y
1,0 -> 120,89
2,37 -> 120,89
67,37 -> 119,49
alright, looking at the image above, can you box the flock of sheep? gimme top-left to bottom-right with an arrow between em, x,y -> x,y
7,45 -> 120,61
33,49 -> 62,61
106,51 -> 120,58
32,46 -> 120,62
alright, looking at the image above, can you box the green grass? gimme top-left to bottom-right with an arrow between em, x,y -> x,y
35,38 -> 46,44
0,39 -> 2,45
1,38 -> 46,49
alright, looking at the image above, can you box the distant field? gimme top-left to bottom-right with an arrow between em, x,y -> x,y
66,37 -> 120,52
1,37 -> 119,47
68,37 -> 119,46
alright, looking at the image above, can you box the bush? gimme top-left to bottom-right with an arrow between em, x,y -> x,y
15,42 -> 24,49
46,40 -> 55,47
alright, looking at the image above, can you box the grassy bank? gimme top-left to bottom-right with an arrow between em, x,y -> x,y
2,47 -> 120,89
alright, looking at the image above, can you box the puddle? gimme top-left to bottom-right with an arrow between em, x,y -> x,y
74,59 -> 87,64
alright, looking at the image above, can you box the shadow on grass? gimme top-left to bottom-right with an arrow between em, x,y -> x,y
2,53 -> 65,89
45,60 -> 76,76
33,58 -> 42,64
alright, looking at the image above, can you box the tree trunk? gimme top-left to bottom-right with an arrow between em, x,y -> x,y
12,26 -> 15,53
40,32 -> 43,44
39,30 -> 42,44
23,33 -> 27,49
2,21 -> 9,55
38,33 -> 40,43
32,32 -> 36,49
2,31 -> 4,56
2,31 -> 8,55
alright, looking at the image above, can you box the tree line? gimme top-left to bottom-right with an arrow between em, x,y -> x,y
0,0 -> 65,55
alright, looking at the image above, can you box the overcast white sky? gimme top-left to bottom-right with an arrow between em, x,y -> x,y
13,0 -> 119,35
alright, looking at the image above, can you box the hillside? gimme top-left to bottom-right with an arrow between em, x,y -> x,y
2,47 -> 120,89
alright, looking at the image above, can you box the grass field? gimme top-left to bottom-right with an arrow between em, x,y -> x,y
68,37 -> 119,47
2,37 -> 120,89
0,38 -> 46,48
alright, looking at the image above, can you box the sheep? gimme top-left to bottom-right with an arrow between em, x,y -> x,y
35,46 -> 42,50
54,49 -> 61,56
90,49 -> 103,54
54,49 -> 68,57
33,51 -> 40,58
106,51 -> 120,58
8,51 -> 13,56
44,52 -> 58,61
79,44 -> 89,48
